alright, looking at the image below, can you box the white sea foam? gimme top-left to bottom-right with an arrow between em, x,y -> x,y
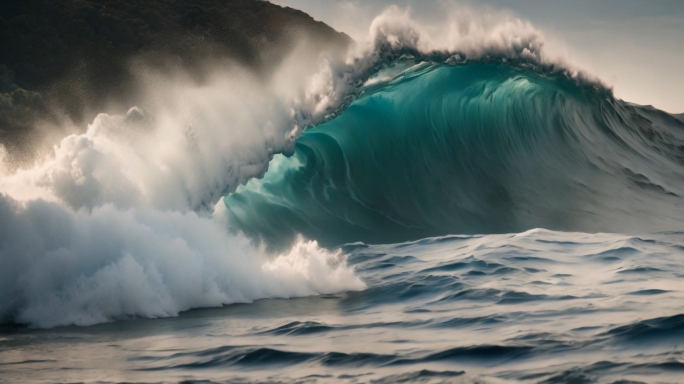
0,194 -> 364,328
0,44 -> 368,328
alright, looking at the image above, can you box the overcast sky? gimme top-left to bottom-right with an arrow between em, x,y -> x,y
271,0 -> 684,113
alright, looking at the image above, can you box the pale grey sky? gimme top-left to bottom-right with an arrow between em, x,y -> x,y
272,0 -> 684,113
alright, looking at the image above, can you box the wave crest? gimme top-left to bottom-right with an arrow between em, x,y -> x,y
223,61 -> 684,248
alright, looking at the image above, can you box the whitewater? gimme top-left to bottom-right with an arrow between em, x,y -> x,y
2,6 -> 684,384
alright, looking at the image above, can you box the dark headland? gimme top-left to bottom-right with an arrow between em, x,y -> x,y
0,0 -> 350,161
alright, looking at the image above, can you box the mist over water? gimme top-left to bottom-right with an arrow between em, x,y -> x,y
0,43 -> 369,327
1,5 -> 684,384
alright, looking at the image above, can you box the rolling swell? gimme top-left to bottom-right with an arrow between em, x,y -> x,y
223,59 -> 684,248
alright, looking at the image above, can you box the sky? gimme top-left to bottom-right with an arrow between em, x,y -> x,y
271,0 -> 684,113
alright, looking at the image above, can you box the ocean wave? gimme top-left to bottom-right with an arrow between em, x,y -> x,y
224,60 -> 684,248
0,7 -> 682,329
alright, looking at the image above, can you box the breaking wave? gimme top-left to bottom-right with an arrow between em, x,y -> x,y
1,6 -> 682,328
223,59 -> 684,249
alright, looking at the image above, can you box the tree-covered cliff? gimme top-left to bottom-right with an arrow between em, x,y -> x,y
0,0 -> 350,158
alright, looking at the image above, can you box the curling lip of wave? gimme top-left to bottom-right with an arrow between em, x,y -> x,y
315,5 -> 607,127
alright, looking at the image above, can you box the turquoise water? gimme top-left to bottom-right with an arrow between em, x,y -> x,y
224,62 -> 684,249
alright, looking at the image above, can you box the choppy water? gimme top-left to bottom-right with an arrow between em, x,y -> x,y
3,229 -> 684,383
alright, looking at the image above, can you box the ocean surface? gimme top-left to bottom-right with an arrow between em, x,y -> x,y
3,230 -> 684,383
2,24 -> 684,384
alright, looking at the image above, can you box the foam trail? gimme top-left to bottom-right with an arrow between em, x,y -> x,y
0,194 -> 364,328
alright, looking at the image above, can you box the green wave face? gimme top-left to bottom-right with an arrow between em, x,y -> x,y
223,61 -> 684,249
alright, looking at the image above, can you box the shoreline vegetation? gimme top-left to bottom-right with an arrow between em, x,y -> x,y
0,0 -> 350,162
